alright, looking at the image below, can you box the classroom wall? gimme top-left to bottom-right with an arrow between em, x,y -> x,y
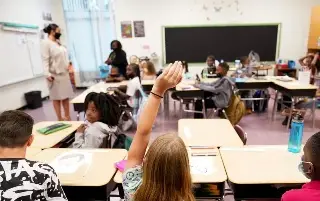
113,0 -> 320,75
0,0 -> 67,111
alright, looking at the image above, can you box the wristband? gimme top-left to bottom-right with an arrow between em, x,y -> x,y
150,91 -> 163,99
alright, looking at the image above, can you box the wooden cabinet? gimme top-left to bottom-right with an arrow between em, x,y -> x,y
308,6 -> 320,50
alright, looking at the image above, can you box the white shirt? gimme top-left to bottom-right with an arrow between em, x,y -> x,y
126,77 -> 141,107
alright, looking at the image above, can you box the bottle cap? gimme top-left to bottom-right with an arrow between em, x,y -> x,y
293,112 -> 304,121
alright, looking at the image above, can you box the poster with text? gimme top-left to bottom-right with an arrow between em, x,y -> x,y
121,21 -> 133,38
134,21 -> 145,37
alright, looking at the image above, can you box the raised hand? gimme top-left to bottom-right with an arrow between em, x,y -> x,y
152,61 -> 183,96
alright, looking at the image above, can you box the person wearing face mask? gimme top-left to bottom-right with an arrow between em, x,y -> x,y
281,131 -> 320,201
193,62 -> 233,118
42,24 -> 74,121
105,40 -> 128,78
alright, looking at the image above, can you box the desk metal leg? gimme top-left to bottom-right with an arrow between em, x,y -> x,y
272,90 -> 279,121
202,99 -> 206,119
164,91 -> 170,118
287,97 -> 295,129
312,97 -> 316,129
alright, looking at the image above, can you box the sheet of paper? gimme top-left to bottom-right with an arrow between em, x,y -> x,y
190,157 -> 215,175
298,71 -> 311,85
50,151 -> 92,174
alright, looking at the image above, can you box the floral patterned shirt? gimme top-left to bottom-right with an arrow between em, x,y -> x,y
122,165 -> 143,201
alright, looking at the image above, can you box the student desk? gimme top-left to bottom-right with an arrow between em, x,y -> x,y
220,145 -> 309,200
114,148 -> 227,200
30,148 -> 127,201
178,119 -> 243,147
270,79 -> 318,129
31,121 -> 83,149
26,147 -> 42,158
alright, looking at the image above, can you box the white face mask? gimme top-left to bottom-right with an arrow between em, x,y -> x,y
298,161 -> 313,179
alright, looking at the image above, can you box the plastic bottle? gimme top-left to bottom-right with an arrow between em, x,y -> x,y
288,113 -> 304,153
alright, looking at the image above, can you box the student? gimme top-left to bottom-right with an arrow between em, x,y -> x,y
232,56 -> 253,114
182,60 -> 193,80
115,64 -> 142,108
281,131 -> 320,201
73,92 -> 120,148
129,55 -> 139,65
122,61 -> 195,201
105,66 -> 125,83
299,52 -> 319,84
141,61 -> 157,80
0,110 -> 67,201
233,56 -> 252,78
201,55 -> 216,78
194,62 -> 233,118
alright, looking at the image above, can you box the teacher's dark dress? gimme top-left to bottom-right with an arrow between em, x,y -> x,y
108,49 -> 128,77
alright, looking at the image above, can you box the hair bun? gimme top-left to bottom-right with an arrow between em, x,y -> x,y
43,27 -> 49,33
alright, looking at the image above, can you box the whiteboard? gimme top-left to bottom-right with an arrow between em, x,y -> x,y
0,26 -> 44,87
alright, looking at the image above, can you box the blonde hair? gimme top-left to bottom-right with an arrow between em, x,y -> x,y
133,133 -> 195,201
130,55 -> 139,65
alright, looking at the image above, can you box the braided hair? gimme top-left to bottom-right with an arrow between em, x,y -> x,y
84,92 -> 121,127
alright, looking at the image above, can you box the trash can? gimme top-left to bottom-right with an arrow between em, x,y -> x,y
24,91 -> 42,109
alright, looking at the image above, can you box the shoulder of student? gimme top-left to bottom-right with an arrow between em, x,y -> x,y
26,159 -> 57,175
91,122 -> 118,134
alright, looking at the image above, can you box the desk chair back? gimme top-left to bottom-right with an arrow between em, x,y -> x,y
234,125 -> 247,145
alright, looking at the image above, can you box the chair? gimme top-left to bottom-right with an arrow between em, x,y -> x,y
234,124 -> 248,145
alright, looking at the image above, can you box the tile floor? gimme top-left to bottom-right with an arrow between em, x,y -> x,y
23,90 -> 320,201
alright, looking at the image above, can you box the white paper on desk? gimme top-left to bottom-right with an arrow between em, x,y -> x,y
298,71 -> 311,85
190,157 -> 215,175
50,151 -> 92,174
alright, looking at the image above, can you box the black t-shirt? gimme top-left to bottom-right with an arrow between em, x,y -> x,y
0,158 -> 67,201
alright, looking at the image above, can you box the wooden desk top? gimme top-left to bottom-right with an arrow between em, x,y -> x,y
272,79 -> 318,90
114,148 -> 227,184
30,148 -> 127,186
26,148 -> 42,158
31,121 -> 83,149
178,119 -> 243,147
220,145 -> 309,184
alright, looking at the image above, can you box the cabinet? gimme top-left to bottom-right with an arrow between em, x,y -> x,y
308,6 -> 320,50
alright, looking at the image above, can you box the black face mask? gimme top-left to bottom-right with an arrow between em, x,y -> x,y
55,32 -> 61,40
216,73 -> 223,78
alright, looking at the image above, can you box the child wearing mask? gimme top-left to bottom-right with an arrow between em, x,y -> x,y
105,66 -> 125,83
201,55 -> 217,78
73,92 -> 121,148
281,131 -> 320,201
194,62 -> 233,118
122,61 -> 195,201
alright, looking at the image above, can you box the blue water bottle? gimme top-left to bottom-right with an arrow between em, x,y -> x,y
288,113 -> 304,153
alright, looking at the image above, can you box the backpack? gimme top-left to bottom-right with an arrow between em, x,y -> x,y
112,133 -> 133,151
222,79 -> 246,125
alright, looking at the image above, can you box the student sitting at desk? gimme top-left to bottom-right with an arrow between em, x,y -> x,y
194,62 -> 233,118
201,55 -> 217,78
0,110 -> 67,201
141,61 -> 157,80
122,61 -> 196,201
232,56 -> 253,114
299,52 -> 319,85
281,131 -> 320,201
182,60 -> 193,80
73,92 -> 120,148
105,66 -> 125,83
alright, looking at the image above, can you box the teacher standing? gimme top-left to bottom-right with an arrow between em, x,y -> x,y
41,24 -> 74,121
105,40 -> 128,77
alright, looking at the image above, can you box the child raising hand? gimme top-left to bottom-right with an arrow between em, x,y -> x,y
122,61 -> 195,201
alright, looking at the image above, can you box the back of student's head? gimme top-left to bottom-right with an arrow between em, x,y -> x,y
134,133 -> 195,201
219,62 -> 229,71
0,110 -> 34,148
240,56 -> 249,65
305,132 -> 320,167
144,61 -> 156,75
84,92 -> 121,126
